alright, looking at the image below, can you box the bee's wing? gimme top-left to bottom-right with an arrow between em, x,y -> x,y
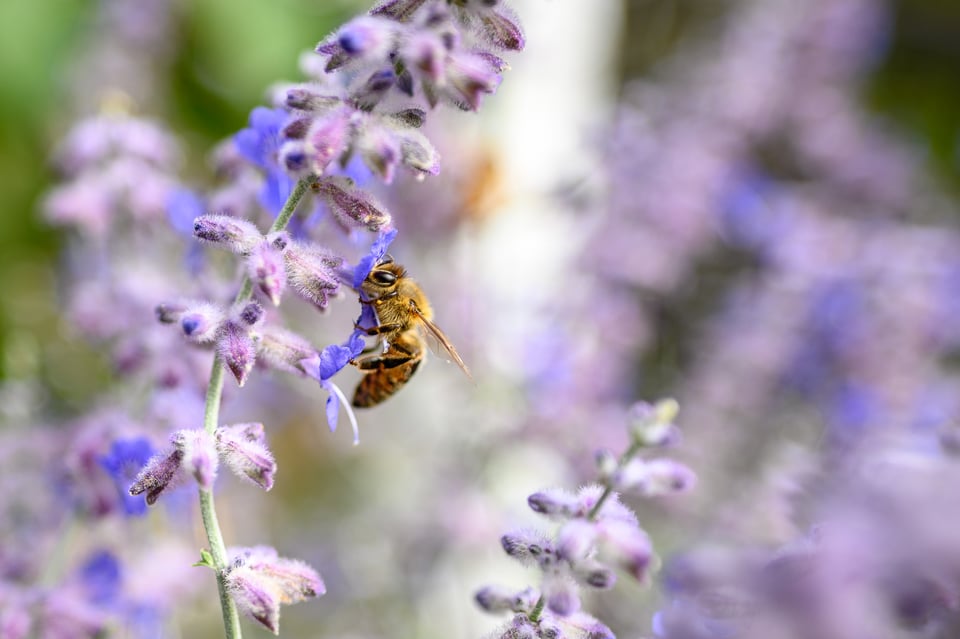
410,304 -> 473,381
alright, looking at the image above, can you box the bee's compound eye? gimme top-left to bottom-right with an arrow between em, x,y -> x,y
372,270 -> 397,285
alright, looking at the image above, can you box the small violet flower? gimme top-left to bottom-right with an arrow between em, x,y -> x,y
234,107 -> 295,215
301,331 -> 366,444
100,436 -> 156,516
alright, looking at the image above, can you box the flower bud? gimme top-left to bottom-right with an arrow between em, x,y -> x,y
476,3 -> 525,51
129,448 -> 184,505
172,429 -> 219,491
403,31 -> 447,81
306,110 -> 352,173
155,302 -> 187,324
614,458 -> 696,497
543,575 -> 580,616
281,116 -> 312,140
575,561 -> 617,589
193,214 -> 264,254
598,519 -> 654,582
527,488 -> 579,518
358,126 -> 401,184
629,398 -> 681,446
226,546 -> 325,635
500,530 -> 552,566
353,69 -> 397,110
394,128 -> 440,177
217,320 -> 257,386
283,242 -> 343,310
235,301 -> 265,328
246,242 -> 287,306
256,327 -> 317,376
285,87 -> 340,113
179,302 -> 226,343
311,176 -> 392,231
369,0 -> 429,21
653,397 -> 679,422
390,108 -> 426,129
474,585 -> 516,613
278,141 -> 311,175
217,423 -> 277,490
445,51 -> 502,111
594,449 -> 617,480
336,16 -> 395,58
556,519 -> 597,563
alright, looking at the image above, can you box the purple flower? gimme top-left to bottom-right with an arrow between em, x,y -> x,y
100,437 -> 156,516
79,551 -> 122,606
234,107 -> 295,215
301,331 -> 366,443
352,227 -> 398,289
166,188 -> 205,238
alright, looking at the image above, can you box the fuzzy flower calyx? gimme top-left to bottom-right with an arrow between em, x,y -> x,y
226,546 -> 325,635
216,423 -> 277,491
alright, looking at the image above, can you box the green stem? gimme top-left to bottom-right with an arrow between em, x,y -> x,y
196,176 -> 313,639
528,595 -> 546,623
586,440 -> 642,521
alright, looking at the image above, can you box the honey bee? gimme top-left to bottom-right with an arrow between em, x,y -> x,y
351,255 -> 472,407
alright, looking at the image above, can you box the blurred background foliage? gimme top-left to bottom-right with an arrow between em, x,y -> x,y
2,0 -> 959,396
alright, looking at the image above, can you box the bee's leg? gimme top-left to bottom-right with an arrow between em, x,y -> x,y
352,333 -> 422,370
353,322 -> 402,336
359,291 -> 399,305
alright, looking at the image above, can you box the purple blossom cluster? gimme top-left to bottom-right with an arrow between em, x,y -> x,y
25,0 -> 525,636
476,400 -> 695,638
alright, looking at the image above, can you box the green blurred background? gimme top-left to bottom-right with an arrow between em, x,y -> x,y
1,0 -> 959,398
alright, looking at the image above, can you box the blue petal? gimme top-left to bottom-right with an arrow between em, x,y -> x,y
346,329 -> 366,356
352,228 -> 398,289
318,343 -> 353,381
260,170 -> 295,216
233,128 -> 264,167
353,254 -> 378,289
100,437 -> 155,518
341,153 -> 374,186
80,551 -> 122,605
234,107 -> 288,168
356,305 -> 378,332
166,189 -> 205,237
326,393 -> 339,433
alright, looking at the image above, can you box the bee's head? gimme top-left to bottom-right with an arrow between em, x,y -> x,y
360,257 -> 405,300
